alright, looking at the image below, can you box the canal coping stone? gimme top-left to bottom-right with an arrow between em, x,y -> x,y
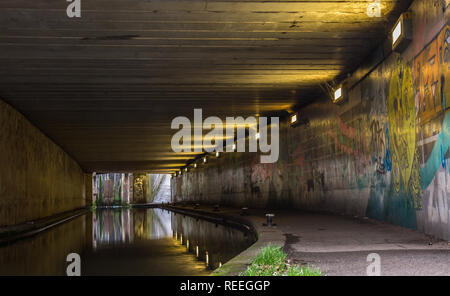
160,205 -> 286,276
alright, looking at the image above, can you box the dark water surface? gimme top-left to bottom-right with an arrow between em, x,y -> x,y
0,208 -> 255,275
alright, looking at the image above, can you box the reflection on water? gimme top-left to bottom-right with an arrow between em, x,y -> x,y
93,209 -> 133,247
133,207 -> 172,240
171,212 -> 257,270
92,208 -> 172,248
0,215 -> 88,276
0,208 -> 255,275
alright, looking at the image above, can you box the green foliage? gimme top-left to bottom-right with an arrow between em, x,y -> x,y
242,263 -> 281,276
241,245 -> 322,276
98,177 -> 103,202
252,245 -> 286,266
285,265 -> 322,276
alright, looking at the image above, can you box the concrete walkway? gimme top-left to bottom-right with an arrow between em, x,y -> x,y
274,211 -> 449,276
165,205 -> 449,276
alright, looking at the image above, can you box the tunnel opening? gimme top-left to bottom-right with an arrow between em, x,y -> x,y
92,173 -> 171,207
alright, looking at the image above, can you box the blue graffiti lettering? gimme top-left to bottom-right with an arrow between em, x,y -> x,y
420,111 -> 450,189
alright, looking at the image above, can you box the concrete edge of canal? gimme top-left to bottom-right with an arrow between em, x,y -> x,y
0,207 -> 90,246
160,204 -> 286,276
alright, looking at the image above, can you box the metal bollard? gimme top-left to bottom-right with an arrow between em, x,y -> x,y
240,207 -> 249,216
263,213 -> 276,226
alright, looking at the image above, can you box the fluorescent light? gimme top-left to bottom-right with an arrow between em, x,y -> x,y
392,12 -> 412,52
290,114 -> 297,124
393,20 -> 402,45
193,163 -> 197,168
216,151 -> 220,157
203,156 -> 207,163
334,87 -> 342,101
232,143 -> 236,151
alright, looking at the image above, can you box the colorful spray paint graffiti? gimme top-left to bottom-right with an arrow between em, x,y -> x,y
414,25 -> 450,238
421,112 -> 450,186
367,26 -> 450,233
365,58 -> 418,228
414,34 -> 443,123
172,22 -> 450,240
364,64 -> 393,222
327,115 -> 371,191
418,26 -> 450,187
420,110 -> 450,237
388,59 -> 416,193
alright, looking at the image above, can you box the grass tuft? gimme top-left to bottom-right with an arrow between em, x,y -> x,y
241,245 -> 322,276
285,265 -> 322,276
252,245 -> 286,266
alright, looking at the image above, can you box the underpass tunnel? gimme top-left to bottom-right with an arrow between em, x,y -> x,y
0,0 -> 449,276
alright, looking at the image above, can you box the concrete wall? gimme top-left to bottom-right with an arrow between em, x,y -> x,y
173,0 -> 450,241
0,99 -> 87,227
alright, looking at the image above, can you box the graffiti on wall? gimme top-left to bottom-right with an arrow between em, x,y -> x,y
250,152 -> 289,207
414,25 -> 450,236
388,58 -> 417,193
367,25 -> 450,234
173,23 -> 450,240
365,58 -> 419,228
418,26 -> 450,186
327,115 -> 371,191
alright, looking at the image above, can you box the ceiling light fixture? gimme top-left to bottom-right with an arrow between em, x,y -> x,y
332,84 -> 347,104
392,12 -> 412,52
290,114 -> 297,125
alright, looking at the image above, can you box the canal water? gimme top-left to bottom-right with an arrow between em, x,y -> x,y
0,208 -> 256,275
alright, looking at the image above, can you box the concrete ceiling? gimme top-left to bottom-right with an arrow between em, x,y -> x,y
0,0 -> 412,173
